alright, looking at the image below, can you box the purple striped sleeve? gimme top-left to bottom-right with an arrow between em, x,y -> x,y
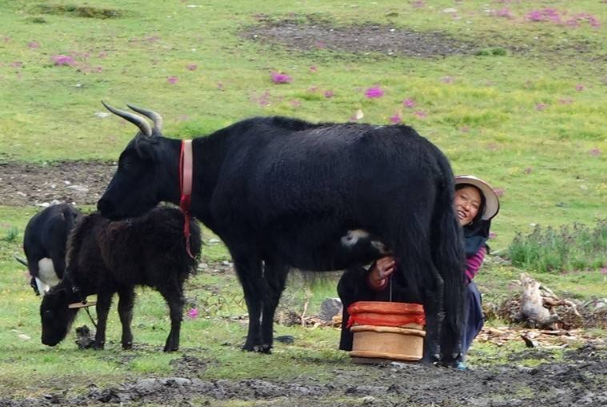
465,246 -> 486,282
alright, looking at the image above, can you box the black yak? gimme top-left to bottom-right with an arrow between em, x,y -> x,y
40,206 -> 201,352
20,203 -> 83,295
97,103 -> 466,365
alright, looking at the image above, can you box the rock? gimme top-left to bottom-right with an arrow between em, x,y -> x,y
318,298 -> 342,322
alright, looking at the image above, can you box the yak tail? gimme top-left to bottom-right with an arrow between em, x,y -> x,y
15,256 -> 28,267
431,174 -> 466,355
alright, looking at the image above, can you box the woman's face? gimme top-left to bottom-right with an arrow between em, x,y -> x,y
454,185 -> 482,226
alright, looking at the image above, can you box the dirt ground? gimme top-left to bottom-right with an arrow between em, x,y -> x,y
2,164 -> 607,406
0,161 -> 114,207
0,345 -> 606,406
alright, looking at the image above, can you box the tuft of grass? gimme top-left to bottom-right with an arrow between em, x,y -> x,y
1,226 -> 19,243
508,220 -> 607,273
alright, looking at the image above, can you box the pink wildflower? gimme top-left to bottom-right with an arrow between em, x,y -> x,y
27,41 -> 40,49
52,55 -> 75,66
186,64 -> 198,71
309,66 -> 317,73
187,308 -> 199,319
536,103 -> 547,111
575,84 -> 584,91
167,76 -> 178,84
414,111 -> 427,119
489,232 -> 497,240
270,72 -> 292,84
402,98 -> 416,108
390,113 -> 402,124
493,188 -> 505,197
364,86 -> 384,99
323,90 -> 334,98
589,148 -> 601,157
493,8 -> 514,19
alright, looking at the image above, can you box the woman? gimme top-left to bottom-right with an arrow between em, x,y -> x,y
337,175 -> 500,359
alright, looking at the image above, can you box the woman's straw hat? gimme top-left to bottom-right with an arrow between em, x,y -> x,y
455,175 -> 500,220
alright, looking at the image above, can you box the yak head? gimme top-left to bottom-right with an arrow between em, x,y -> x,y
97,103 -> 177,220
40,286 -> 78,346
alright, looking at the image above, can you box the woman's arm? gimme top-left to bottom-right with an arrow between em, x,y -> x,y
465,246 -> 486,283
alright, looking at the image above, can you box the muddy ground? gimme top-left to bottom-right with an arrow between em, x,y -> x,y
0,344 -> 605,406
2,164 -> 607,406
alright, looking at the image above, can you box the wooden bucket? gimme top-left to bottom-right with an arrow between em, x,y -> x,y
347,301 -> 425,362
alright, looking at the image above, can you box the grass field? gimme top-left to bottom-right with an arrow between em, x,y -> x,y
1,0 -> 606,403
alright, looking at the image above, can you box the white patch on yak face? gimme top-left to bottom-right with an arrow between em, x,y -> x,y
341,229 -> 389,254
36,258 -> 60,295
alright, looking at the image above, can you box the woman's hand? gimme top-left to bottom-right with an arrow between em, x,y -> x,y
368,256 -> 396,290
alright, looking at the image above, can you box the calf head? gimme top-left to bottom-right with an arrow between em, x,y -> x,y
97,103 -> 174,220
40,287 -> 78,346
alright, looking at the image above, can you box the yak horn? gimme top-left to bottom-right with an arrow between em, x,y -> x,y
127,104 -> 163,133
101,101 -> 152,137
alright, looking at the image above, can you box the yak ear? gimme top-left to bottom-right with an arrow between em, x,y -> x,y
134,136 -> 156,160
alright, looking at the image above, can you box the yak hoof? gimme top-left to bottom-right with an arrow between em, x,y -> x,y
242,343 -> 272,354
252,344 -> 272,354
122,342 -> 133,350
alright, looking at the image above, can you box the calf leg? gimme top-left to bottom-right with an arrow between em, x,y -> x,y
232,252 -> 266,352
94,292 -> 113,350
157,278 -> 185,352
117,288 -> 135,350
260,259 -> 289,352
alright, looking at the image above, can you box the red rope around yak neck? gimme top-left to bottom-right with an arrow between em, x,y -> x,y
179,139 -> 195,259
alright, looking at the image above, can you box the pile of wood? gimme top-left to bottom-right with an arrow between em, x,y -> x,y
484,273 -> 589,330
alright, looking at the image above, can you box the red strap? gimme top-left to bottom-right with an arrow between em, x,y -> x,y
179,140 -> 195,259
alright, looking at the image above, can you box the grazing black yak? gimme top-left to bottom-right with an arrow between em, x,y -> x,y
40,207 -> 201,352
97,103 -> 466,365
20,203 -> 83,295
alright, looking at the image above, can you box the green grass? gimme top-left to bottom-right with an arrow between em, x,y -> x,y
1,0 -> 607,399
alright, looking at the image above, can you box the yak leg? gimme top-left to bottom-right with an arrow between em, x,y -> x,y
421,272 -> 444,364
232,252 -> 267,352
157,276 -> 185,352
117,288 -> 135,350
94,292 -> 114,350
260,259 -> 289,351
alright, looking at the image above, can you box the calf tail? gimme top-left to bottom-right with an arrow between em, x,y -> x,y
431,173 -> 466,356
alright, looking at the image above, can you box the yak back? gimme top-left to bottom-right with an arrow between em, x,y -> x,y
24,203 -> 82,256
66,207 -> 201,294
203,118 -> 451,266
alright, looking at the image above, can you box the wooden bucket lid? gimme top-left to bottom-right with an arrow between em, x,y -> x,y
350,324 -> 426,337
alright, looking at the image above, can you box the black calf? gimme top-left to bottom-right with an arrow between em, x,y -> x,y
40,207 -> 201,352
